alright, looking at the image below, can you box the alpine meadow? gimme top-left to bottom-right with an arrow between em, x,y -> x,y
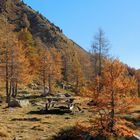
0,0 -> 140,140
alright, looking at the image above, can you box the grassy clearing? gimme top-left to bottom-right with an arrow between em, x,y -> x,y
0,94 -> 139,140
0,96 -> 91,140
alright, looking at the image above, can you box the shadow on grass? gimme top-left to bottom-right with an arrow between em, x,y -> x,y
28,107 -> 72,115
52,127 -> 135,140
51,126 -> 93,140
18,95 -> 45,100
132,110 -> 140,114
11,117 -> 41,122
123,116 -> 140,129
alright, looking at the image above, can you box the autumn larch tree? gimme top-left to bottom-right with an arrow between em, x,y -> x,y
0,16 -> 14,103
37,45 -> 50,95
18,27 -> 38,79
61,46 -> 71,82
90,28 -> 109,77
63,46 -> 85,94
0,35 -> 31,104
37,46 -> 62,95
48,48 -> 62,94
8,39 -> 31,98
90,29 -> 110,94
69,51 -> 84,94
79,59 -> 137,138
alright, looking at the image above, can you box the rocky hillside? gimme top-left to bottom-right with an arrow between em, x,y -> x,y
0,0 -> 91,79
0,0 -> 86,51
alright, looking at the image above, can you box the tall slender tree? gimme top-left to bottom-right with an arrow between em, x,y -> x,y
37,47 -> 62,95
91,29 -> 109,77
48,48 -> 62,94
0,16 -> 13,103
8,40 -> 31,98
0,35 -> 31,103
18,27 -> 37,79
37,46 -> 50,95
68,51 -> 84,93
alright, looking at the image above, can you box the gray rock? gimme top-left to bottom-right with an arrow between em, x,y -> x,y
41,87 -> 49,96
13,137 -> 22,140
19,100 -> 30,107
133,134 -> 140,140
9,98 -> 30,108
8,98 -> 21,107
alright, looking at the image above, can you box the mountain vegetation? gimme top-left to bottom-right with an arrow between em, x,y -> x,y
0,0 -> 139,140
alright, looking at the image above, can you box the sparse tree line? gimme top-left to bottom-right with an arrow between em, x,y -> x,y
0,24 -> 86,105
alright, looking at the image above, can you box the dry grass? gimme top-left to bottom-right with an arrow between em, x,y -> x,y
0,96 -> 91,140
0,126 -> 10,138
0,96 -> 139,140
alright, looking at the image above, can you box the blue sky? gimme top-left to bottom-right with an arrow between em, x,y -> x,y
24,0 -> 140,69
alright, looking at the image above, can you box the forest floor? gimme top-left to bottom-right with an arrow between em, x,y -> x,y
0,93 -> 140,140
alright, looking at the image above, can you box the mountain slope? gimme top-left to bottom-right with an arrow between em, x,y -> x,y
0,0 -> 92,79
0,0 -> 85,51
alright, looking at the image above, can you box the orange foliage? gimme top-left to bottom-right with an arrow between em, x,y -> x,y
79,59 -> 137,137
0,34 -> 31,101
37,46 -> 62,94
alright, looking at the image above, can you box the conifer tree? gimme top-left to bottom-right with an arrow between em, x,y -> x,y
0,35 -> 31,103
37,47 -> 62,95
79,59 -> 137,138
69,51 -> 84,93
91,29 -> 109,77
18,28 -> 37,79
62,46 -> 85,93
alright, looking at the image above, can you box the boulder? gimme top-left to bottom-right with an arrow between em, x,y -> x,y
8,98 -> 30,107
41,87 -> 49,97
8,98 -> 20,107
132,134 -> 140,140
19,100 -> 30,107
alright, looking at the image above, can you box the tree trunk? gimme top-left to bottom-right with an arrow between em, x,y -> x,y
42,64 -> 46,95
75,76 -> 79,94
5,45 -> 9,103
98,34 -> 102,76
109,85 -> 115,133
10,80 -> 14,97
12,82 -> 18,98
43,73 -> 46,95
6,81 -> 12,105
48,75 -> 52,95
6,79 -> 9,103
7,95 -> 11,107
15,82 -> 18,97
12,82 -> 15,98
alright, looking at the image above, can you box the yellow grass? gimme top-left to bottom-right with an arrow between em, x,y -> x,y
0,96 -> 139,140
